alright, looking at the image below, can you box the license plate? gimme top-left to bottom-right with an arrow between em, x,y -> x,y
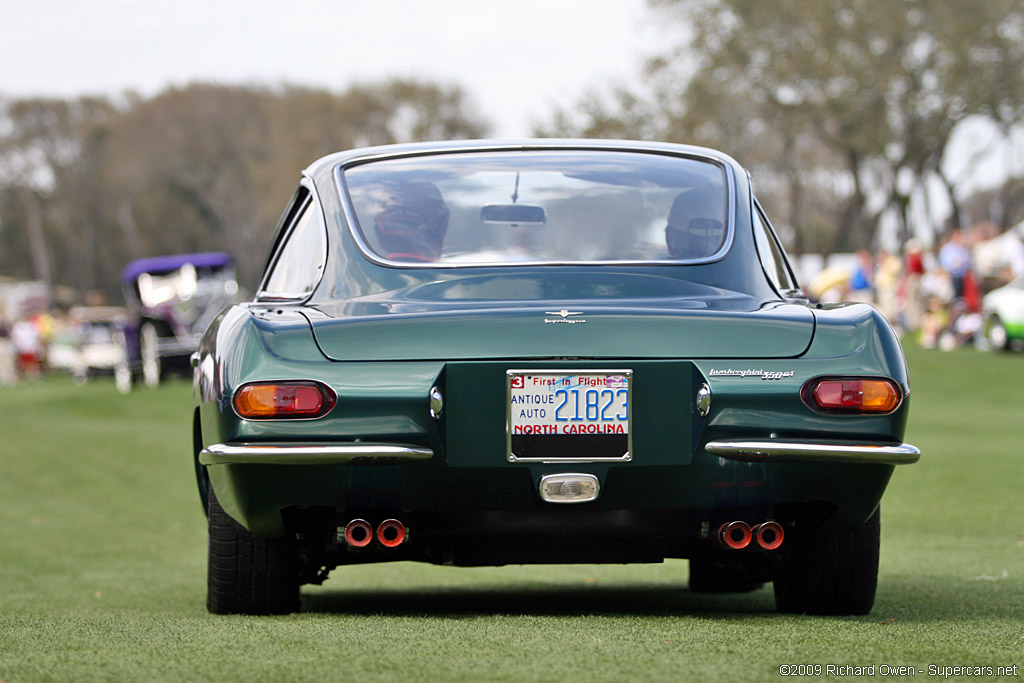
506,370 -> 632,462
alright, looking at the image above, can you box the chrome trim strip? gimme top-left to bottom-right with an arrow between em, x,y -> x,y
705,440 -> 920,465
254,175 -> 329,305
199,443 -> 434,466
254,292 -> 311,303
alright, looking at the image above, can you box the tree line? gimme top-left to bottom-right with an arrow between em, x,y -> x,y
0,80 -> 488,300
542,0 -> 1024,253
3,0 -> 1024,306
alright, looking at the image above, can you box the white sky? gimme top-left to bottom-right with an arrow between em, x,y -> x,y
0,0 -> 666,137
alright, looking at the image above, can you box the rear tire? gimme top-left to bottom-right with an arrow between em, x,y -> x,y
206,487 -> 300,615
773,508 -> 880,615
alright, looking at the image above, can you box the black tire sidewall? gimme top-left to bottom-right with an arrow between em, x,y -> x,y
773,508 -> 880,616
206,487 -> 300,615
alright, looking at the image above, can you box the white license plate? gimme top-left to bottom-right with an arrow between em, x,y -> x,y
506,370 -> 632,462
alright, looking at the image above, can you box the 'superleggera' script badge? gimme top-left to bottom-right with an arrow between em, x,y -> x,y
544,309 -> 586,324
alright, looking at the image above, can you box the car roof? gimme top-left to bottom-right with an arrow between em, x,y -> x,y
303,139 -> 745,178
284,138 -> 785,303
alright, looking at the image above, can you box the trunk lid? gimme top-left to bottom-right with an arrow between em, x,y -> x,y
305,274 -> 814,361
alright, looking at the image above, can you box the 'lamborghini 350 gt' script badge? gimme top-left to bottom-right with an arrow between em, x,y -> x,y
544,309 -> 586,324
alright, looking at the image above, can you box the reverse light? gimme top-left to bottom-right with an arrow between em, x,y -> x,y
233,381 -> 336,419
802,377 -> 902,414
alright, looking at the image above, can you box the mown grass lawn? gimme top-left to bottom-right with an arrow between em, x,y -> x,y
0,345 -> 1021,682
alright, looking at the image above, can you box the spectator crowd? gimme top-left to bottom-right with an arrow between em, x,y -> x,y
1,222 -> 1022,389
0,301 -> 131,387
810,221 -> 1024,350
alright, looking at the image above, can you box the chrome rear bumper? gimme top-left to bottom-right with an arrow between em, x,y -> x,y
201,440 -> 918,467
705,440 -> 920,465
199,442 -> 434,466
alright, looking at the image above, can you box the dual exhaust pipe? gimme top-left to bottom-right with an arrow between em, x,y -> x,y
342,518 -> 407,549
345,517 -> 778,552
717,520 -> 784,551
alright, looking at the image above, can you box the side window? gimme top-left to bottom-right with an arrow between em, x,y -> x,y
752,203 -> 799,294
260,195 -> 326,298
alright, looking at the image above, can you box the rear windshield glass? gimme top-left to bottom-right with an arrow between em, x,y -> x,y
340,150 -> 729,266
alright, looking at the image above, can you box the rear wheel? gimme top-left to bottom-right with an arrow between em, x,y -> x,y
206,487 -> 300,615
773,508 -> 880,615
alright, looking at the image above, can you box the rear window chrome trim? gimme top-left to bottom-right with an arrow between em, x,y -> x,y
333,145 -> 738,270
255,175 -> 329,305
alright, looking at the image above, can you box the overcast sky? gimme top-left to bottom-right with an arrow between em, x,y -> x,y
1,0 -> 666,137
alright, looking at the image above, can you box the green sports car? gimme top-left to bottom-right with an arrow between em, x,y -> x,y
192,140 -> 919,616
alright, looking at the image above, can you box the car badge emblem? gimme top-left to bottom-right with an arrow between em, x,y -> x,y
544,309 -> 586,324
709,368 -> 795,380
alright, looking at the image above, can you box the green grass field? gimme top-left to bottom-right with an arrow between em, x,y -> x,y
1,346 -> 1021,681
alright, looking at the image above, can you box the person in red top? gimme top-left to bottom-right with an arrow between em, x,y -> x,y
903,239 -> 926,331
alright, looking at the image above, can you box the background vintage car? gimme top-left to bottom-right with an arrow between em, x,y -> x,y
192,140 -> 918,616
982,277 -> 1024,350
121,252 -> 240,387
68,305 -> 132,393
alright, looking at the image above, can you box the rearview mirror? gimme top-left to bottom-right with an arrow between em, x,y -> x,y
480,204 -> 547,225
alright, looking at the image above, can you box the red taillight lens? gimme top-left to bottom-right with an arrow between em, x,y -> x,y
233,381 -> 336,419
803,378 -> 901,414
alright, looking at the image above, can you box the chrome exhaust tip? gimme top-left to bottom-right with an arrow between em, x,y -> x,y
344,519 -> 374,548
752,521 -> 784,550
376,519 -> 407,548
717,521 -> 752,550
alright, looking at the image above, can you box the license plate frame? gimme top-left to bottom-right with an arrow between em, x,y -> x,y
506,369 -> 633,463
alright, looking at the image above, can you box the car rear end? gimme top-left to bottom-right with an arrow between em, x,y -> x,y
195,141 -> 918,615
200,298 -> 913,569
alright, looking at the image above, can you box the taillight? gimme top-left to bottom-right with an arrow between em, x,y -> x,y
802,377 -> 902,414
233,381 -> 336,419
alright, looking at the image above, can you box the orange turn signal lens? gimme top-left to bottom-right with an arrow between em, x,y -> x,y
233,381 -> 336,419
803,378 -> 901,414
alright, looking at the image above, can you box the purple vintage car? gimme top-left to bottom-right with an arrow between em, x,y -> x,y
121,252 -> 239,386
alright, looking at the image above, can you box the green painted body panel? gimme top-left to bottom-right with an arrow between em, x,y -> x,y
206,460 -> 893,538
445,360 -> 698,467
306,272 -> 814,361
196,298 -> 910,537
308,306 -> 814,361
